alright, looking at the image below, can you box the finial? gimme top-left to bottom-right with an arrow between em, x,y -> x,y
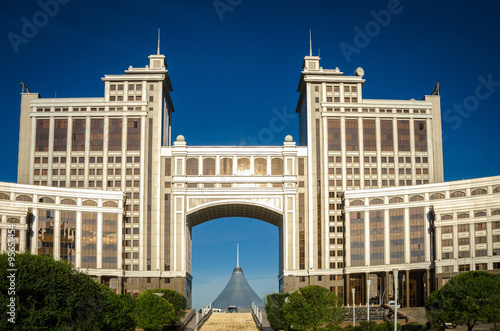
309,30 -> 312,56
157,28 -> 160,55
237,243 -> 239,267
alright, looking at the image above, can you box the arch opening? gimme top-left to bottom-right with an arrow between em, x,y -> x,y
186,202 -> 283,227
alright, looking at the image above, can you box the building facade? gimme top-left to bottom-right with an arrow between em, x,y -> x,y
1,50 -> 498,307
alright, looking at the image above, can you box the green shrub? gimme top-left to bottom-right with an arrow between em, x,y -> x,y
142,288 -> 187,324
134,292 -> 175,331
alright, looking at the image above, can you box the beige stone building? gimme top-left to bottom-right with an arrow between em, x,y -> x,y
1,50 -> 498,307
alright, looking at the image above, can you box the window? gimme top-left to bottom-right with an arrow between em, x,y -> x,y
203,158 -> 216,176
409,195 -> 424,202
271,158 -> 283,175
363,119 -> 376,151
380,120 -> 393,151
430,193 -> 445,200
186,158 -> 198,176
35,119 -> 50,151
397,120 -> 410,151
90,118 -> 104,151
345,119 -> 359,151
72,118 -> 86,151
450,191 -> 465,198
254,158 -> 267,175
389,197 -> 403,204
127,118 -> 141,151
471,188 -> 487,196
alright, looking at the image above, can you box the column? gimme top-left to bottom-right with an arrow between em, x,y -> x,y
405,270 -> 410,308
385,271 -> 389,303
118,276 -> 123,294
425,269 -> 430,300
345,274 -> 350,304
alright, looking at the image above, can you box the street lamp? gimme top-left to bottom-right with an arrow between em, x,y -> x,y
393,268 -> 399,331
367,279 -> 371,322
352,288 -> 356,327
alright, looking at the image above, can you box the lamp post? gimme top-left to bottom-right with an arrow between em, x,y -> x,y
367,279 -> 371,322
352,288 -> 356,327
393,268 -> 399,331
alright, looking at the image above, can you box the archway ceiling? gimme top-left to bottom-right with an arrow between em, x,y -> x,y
186,203 -> 282,227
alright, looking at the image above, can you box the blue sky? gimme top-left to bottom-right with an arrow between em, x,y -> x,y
1,0 -> 500,308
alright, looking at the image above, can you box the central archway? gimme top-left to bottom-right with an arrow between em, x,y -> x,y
184,201 -> 285,308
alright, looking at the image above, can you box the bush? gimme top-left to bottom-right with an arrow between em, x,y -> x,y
265,292 -> 290,331
134,292 -> 175,331
282,285 -> 344,331
0,252 -> 116,330
143,288 -> 187,324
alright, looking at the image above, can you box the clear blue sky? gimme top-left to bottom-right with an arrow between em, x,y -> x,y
1,0 -> 500,309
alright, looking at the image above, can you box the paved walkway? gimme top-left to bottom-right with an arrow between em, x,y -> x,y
200,313 -> 259,331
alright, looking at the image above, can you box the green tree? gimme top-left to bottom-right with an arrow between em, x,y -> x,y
103,289 -> 136,331
265,292 -> 290,331
282,285 -> 345,331
134,292 -> 175,331
143,288 -> 187,324
425,271 -> 500,331
0,252 -> 114,330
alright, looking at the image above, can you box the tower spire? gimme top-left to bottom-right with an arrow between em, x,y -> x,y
309,30 -> 312,56
237,243 -> 239,267
157,28 -> 160,55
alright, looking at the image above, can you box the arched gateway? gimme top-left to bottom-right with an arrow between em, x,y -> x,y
162,135 -> 304,305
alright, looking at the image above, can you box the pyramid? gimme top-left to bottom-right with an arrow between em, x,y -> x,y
211,266 -> 265,309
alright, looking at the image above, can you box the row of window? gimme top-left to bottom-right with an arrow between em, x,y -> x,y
328,156 -> 428,164
324,108 -> 427,114
184,157 -> 284,176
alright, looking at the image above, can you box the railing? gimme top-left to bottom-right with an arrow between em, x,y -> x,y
179,309 -> 196,330
251,302 -> 263,330
344,306 -> 386,321
193,307 -> 212,331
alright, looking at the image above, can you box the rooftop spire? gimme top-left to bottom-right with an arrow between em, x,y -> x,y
309,30 -> 312,56
157,28 -> 160,55
237,243 -> 239,268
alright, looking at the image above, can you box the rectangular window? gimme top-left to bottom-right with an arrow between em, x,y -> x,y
81,212 -> 97,269
370,210 -> 384,265
90,118 -> 104,151
350,212 -> 364,266
127,118 -> 141,151
398,120 -> 411,151
345,119 -> 359,151
327,119 -> 341,151
53,119 -> 67,151
102,214 -> 118,269
363,119 -> 376,151
414,120 -> 427,151
410,207 -> 425,262
35,119 -> 50,152
390,209 -> 405,264
380,120 -> 393,151
108,118 -> 122,151
72,118 -> 86,151
60,211 -> 76,264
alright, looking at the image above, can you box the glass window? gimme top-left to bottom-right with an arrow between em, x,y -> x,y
53,119 -> 67,151
35,119 -> 50,152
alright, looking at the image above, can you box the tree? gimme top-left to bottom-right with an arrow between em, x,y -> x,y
282,285 -> 345,331
425,271 -> 500,331
143,288 -> 187,324
134,292 -> 175,331
103,290 -> 136,331
0,252 -> 115,330
265,292 -> 290,331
